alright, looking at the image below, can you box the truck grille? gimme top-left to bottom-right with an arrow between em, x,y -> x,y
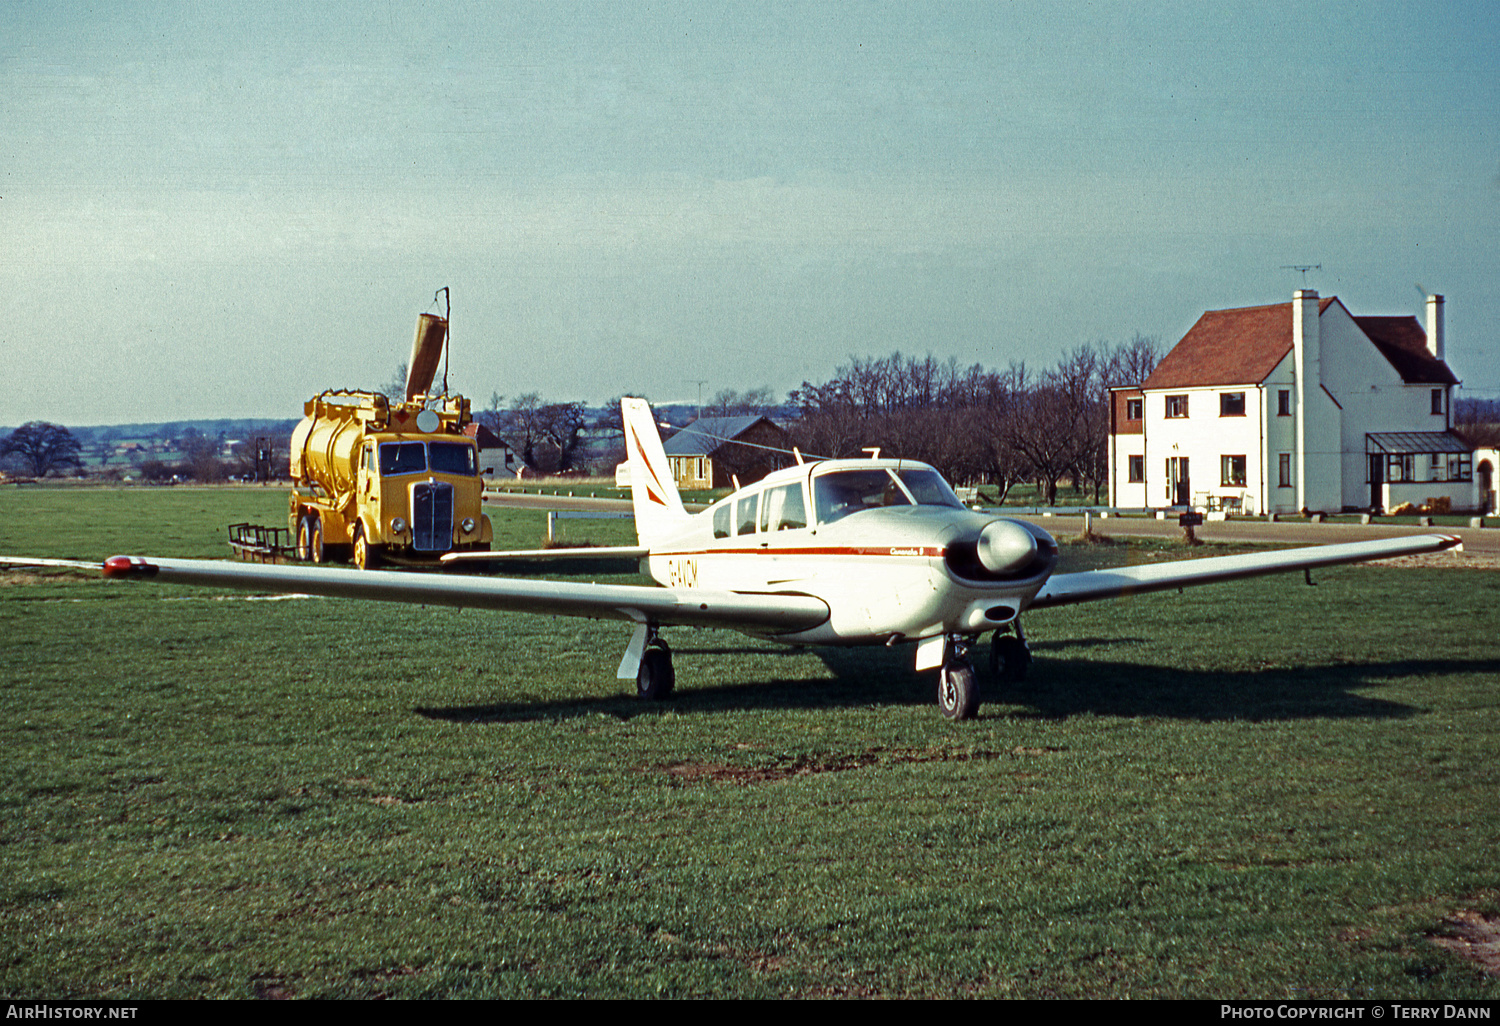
411,481 -> 455,552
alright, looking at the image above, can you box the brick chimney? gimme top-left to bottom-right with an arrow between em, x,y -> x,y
1425,293 -> 1445,362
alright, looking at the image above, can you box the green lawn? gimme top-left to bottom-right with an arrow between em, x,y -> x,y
2,486 -> 1497,998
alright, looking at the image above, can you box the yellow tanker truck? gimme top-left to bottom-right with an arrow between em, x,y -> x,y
288,312 -> 492,569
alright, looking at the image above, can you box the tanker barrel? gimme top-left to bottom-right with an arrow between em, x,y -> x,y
405,313 -> 448,402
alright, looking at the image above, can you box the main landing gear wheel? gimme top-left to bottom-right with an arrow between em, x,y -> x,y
989,634 -> 1031,683
636,641 -> 675,701
938,660 -> 980,721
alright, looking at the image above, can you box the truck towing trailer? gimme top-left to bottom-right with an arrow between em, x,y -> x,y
287,312 -> 492,569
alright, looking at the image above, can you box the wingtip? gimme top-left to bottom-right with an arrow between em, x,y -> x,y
102,555 -> 158,579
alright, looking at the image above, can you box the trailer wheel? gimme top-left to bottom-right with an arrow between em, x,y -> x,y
296,516 -> 314,561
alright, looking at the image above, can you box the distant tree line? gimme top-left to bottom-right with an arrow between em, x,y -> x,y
0,421 -> 292,482
1455,397 -> 1500,448
786,336 -> 1162,504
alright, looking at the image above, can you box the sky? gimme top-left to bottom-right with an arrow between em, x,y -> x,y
3,0 -> 1498,426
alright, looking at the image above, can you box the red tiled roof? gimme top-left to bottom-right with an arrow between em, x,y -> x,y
1142,297 -> 1456,389
1354,316 -> 1459,385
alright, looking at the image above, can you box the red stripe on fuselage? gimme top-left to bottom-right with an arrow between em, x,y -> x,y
652,545 -> 945,558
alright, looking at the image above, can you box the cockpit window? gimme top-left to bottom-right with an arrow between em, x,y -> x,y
813,467 -> 962,525
760,482 -> 807,532
735,492 -> 759,536
893,469 -> 963,509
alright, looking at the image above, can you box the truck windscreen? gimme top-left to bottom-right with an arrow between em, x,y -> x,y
378,441 -> 477,476
428,442 -> 477,475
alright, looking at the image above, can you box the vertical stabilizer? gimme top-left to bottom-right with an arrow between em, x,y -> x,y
621,398 -> 689,545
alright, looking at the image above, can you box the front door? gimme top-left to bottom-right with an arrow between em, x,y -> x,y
1368,454 -> 1384,511
1168,457 -> 1190,506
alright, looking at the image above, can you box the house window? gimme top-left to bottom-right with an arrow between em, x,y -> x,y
1432,389 -> 1444,416
1126,398 -> 1142,421
1278,390 -> 1291,416
1450,453 -> 1472,481
1165,395 -> 1189,419
1279,453 -> 1292,488
1430,454 -> 1445,481
1220,392 -> 1246,417
1128,455 -> 1144,482
1387,454 -> 1415,483
1221,455 -> 1246,487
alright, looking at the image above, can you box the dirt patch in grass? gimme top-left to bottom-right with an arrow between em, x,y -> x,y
1429,909 -> 1500,975
663,753 -> 878,784
660,745 -> 1034,785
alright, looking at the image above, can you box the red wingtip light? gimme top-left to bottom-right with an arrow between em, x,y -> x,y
102,556 -> 158,579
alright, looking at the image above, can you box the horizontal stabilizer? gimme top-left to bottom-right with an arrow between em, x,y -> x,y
1029,534 -> 1462,610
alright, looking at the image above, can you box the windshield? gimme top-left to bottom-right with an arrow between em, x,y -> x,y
813,467 -> 963,525
379,440 -> 478,477
429,442 -> 478,476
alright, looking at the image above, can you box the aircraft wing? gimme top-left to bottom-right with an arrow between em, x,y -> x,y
0,555 -> 102,571
440,545 -> 649,564
86,555 -> 828,633
1028,533 -> 1462,610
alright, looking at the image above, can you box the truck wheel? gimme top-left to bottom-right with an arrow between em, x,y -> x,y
296,516 -> 314,561
353,529 -> 380,570
309,518 -> 325,564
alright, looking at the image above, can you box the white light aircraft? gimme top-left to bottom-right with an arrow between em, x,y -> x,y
3,398 -> 1463,719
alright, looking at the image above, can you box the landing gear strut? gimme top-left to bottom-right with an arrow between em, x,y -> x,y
636,625 -> 675,701
937,634 -> 980,721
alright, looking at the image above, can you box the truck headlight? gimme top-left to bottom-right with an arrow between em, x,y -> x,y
391,517 -> 407,534
461,517 -> 477,534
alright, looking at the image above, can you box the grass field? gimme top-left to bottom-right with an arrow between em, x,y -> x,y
2,487 -> 1498,998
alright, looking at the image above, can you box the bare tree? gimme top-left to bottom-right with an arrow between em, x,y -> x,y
1,422 -> 84,477
494,394 -> 588,473
703,387 -> 778,417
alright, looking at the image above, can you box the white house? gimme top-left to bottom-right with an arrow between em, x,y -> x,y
1109,290 -> 1474,515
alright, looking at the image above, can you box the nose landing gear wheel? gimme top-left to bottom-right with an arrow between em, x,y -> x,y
938,660 -> 979,720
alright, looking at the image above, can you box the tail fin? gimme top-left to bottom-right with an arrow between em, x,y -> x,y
621,397 -> 689,545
